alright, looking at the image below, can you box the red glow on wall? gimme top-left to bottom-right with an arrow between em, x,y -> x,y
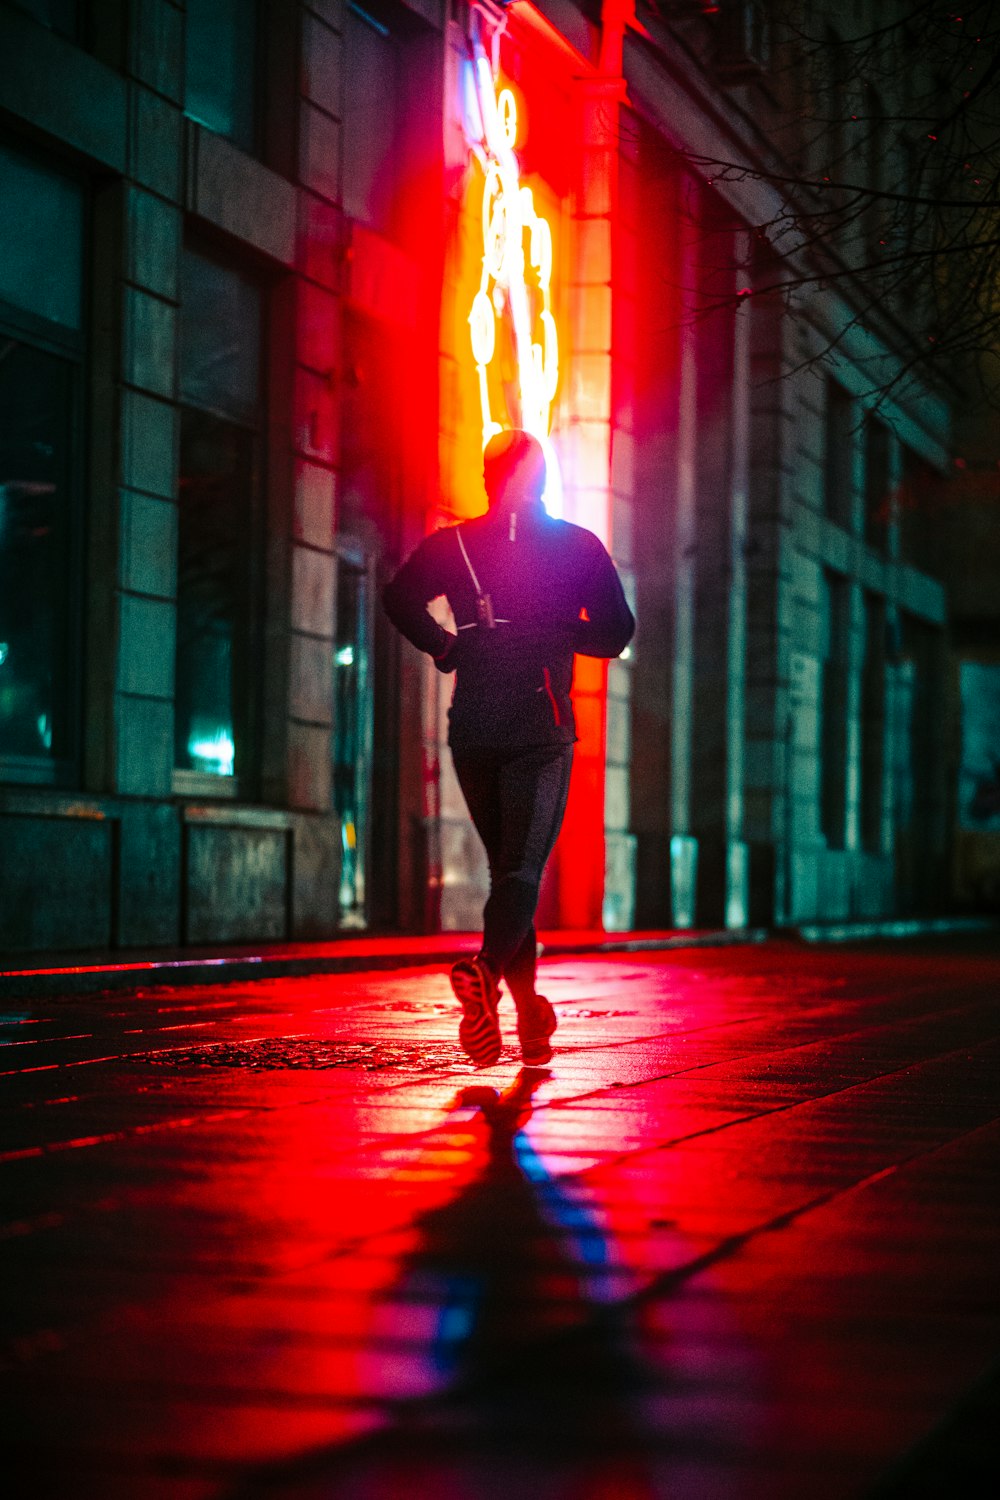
436,8 -> 621,931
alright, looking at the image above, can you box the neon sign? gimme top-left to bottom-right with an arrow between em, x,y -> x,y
461,22 -> 563,512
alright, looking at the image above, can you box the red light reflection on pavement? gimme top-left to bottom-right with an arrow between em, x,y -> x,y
202,1059 -> 757,1497
7,945 -> 999,1496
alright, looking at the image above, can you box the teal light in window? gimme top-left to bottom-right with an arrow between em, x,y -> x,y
187,726 -> 236,777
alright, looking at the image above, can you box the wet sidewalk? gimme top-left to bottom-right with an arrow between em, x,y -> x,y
2,936 -> 999,1497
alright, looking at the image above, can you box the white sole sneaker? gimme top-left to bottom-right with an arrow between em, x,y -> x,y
451,959 -> 502,1067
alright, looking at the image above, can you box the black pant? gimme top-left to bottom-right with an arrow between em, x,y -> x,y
452,743 -> 574,1001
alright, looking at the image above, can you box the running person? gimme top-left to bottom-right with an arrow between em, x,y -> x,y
383,430 -> 635,1067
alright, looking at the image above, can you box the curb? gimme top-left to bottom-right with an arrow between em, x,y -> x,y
0,928 -> 768,1000
1,918 -> 995,1000
792,916 -> 998,944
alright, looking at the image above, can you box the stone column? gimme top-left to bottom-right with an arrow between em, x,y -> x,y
112,25 -> 185,804
285,1 -> 344,817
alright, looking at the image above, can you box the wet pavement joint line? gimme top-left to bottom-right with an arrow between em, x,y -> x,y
0,1108 -> 257,1164
625,1111 -> 1000,1318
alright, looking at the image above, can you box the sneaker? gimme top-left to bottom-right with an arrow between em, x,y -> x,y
516,993 -> 557,1067
450,958 -> 502,1067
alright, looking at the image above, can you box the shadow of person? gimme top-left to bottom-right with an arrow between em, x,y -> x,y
230,1069 -> 659,1500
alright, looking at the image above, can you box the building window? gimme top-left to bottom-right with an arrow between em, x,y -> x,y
0,143 -> 84,785
184,0 -> 258,154
174,248 -> 262,790
863,412 -> 890,550
860,593 -> 886,853
333,549 -> 374,925
896,614 -> 945,911
823,377 -> 854,529
343,3 -> 402,235
899,447 -> 943,576
8,1 -> 80,40
957,661 -> 1000,837
819,569 -> 850,848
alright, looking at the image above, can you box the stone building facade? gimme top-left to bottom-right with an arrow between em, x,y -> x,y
0,0 -> 964,954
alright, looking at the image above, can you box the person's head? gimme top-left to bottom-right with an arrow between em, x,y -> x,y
482,429 -> 547,508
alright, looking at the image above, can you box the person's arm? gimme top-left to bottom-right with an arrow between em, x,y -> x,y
574,539 -> 635,658
382,534 -> 459,670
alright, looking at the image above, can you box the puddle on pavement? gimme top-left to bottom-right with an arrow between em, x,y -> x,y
135,1037 -> 519,1072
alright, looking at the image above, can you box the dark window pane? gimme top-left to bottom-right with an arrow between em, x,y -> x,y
958,662 -> 1000,833
0,340 -> 75,762
899,449 -> 944,576
8,0 -> 79,39
895,616 -> 946,910
820,568 -> 850,848
0,145 -> 84,329
343,6 -> 399,233
179,249 -> 261,424
184,0 -> 257,152
176,250 -> 261,783
863,414 -> 890,550
333,556 -> 373,923
860,594 -> 886,852
823,378 -> 854,529
175,412 -> 256,777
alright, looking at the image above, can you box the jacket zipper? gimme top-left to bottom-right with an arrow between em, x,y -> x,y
542,667 -> 561,726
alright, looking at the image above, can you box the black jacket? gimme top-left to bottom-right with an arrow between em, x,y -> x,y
382,502 -> 635,749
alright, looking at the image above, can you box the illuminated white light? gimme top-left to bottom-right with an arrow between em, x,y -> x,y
335,645 -> 355,667
498,88 -> 518,150
469,291 -> 496,366
188,729 -> 235,776
462,25 -> 563,515
482,164 -> 506,280
540,310 -> 558,400
530,212 -> 552,285
0,642 -> 8,667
